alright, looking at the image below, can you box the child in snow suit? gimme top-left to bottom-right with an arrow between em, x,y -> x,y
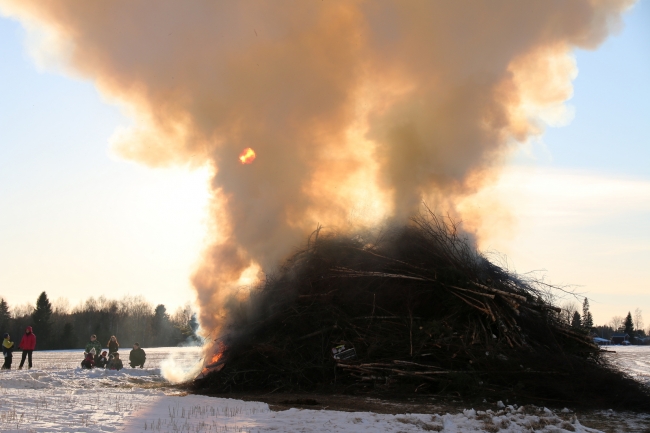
2,333 -> 14,370
18,326 -> 36,369
96,351 -> 109,368
81,350 -> 95,369
107,353 -> 123,370
129,343 -> 146,368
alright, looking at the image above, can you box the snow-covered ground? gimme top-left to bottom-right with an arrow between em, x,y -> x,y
0,347 -> 202,432
604,345 -> 650,388
1,346 -> 649,432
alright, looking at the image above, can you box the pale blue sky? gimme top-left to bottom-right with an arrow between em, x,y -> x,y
538,0 -> 650,176
0,3 -> 648,324
0,15 -> 209,314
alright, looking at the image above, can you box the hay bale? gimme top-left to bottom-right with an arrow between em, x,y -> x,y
196,211 -> 650,410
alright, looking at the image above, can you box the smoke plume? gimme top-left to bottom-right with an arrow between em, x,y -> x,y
1,1 -> 633,346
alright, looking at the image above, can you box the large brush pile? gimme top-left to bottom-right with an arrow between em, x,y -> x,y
197,211 -> 650,410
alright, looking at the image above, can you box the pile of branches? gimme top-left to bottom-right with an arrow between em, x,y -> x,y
197,210 -> 650,410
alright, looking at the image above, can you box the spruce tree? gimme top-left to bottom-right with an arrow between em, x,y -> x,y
582,298 -> 594,329
187,313 -> 202,344
584,312 -> 594,330
0,298 -> 10,332
32,292 -> 53,349
624,311 -> 635,338
59,322 -> 77,349
571,311 -> 582,329
152,304 -> 172,346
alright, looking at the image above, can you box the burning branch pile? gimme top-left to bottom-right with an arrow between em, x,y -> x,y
197,210 -> 650,410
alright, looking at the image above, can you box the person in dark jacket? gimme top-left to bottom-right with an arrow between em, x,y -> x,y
18,326 -> 36,369
129,343 -> 146,368
2,333 -> 14,370
107,335 -> 119,356
96,351 -> 109,368
81,351 -> 95,369
107,352 -> 123,370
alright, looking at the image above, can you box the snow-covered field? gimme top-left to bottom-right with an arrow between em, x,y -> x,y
605,345 -> 650,388
1,346 -> 649,432
0,347 -> 202,432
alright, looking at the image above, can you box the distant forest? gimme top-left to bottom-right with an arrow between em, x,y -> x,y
0,292 -> 202,350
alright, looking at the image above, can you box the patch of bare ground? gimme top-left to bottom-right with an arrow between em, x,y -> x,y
195,391 -> 458,414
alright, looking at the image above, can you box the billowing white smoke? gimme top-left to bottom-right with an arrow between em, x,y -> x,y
0,0 -> 634,366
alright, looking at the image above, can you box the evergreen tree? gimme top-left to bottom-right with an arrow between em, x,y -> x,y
0,298 -> 10,332
32,292 -> 53,349
582,298 -> 594,329
584,312 -> 594,330
59,322 -> 77,349
152,304 -> 173,346
180,313 -> 202,344
153,304 -> 168,325
571,311 -> 582,329
624,311 -> 635,337
189,313 -> 200,334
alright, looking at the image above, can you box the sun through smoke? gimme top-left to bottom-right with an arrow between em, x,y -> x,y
239,148 -> 256,165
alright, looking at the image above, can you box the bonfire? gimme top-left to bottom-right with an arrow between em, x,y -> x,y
196,209 -> 650,410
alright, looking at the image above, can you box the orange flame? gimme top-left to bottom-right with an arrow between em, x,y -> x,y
239,147 -> 256,164
198,348 -> 226,378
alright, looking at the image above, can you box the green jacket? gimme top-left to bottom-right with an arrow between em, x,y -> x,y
84,340 -> 102,355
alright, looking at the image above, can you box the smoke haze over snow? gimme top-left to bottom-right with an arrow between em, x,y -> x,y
0,0 -> 634,342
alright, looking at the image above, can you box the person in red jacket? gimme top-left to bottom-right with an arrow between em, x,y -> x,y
80,351 -> 95,369
18,326 -> 36,369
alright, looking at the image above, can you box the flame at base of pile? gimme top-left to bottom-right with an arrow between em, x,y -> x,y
196,346 -> 226,380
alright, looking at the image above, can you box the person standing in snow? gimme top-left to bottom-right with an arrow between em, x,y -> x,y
129,343 -> 146,368
2,333 -> 14,370
18,326 -> 36,369
107,352 -> 123,370
84,334 -> 102,362
107,335 -> 119,356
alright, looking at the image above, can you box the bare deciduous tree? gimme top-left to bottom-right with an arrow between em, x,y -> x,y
559,301 -> 578,325
634,308 -> 644,333
52,297 -> 70,315
609,316 -> 624,331
12,302 -> 34,319
1,293 -> 199,350
173,303 -> 194,325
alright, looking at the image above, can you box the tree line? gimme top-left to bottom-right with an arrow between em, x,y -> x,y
0,292 -> 202,350
559,298 -> 648,343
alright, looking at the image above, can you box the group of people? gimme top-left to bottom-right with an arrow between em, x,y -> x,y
2,327 -> 147,371
80,334 -> 147,371
2,326 -> 36,370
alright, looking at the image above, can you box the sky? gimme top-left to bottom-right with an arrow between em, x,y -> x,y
0,17 -> 211,314
0,2 -> 648,325
473,0 -> 650,326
